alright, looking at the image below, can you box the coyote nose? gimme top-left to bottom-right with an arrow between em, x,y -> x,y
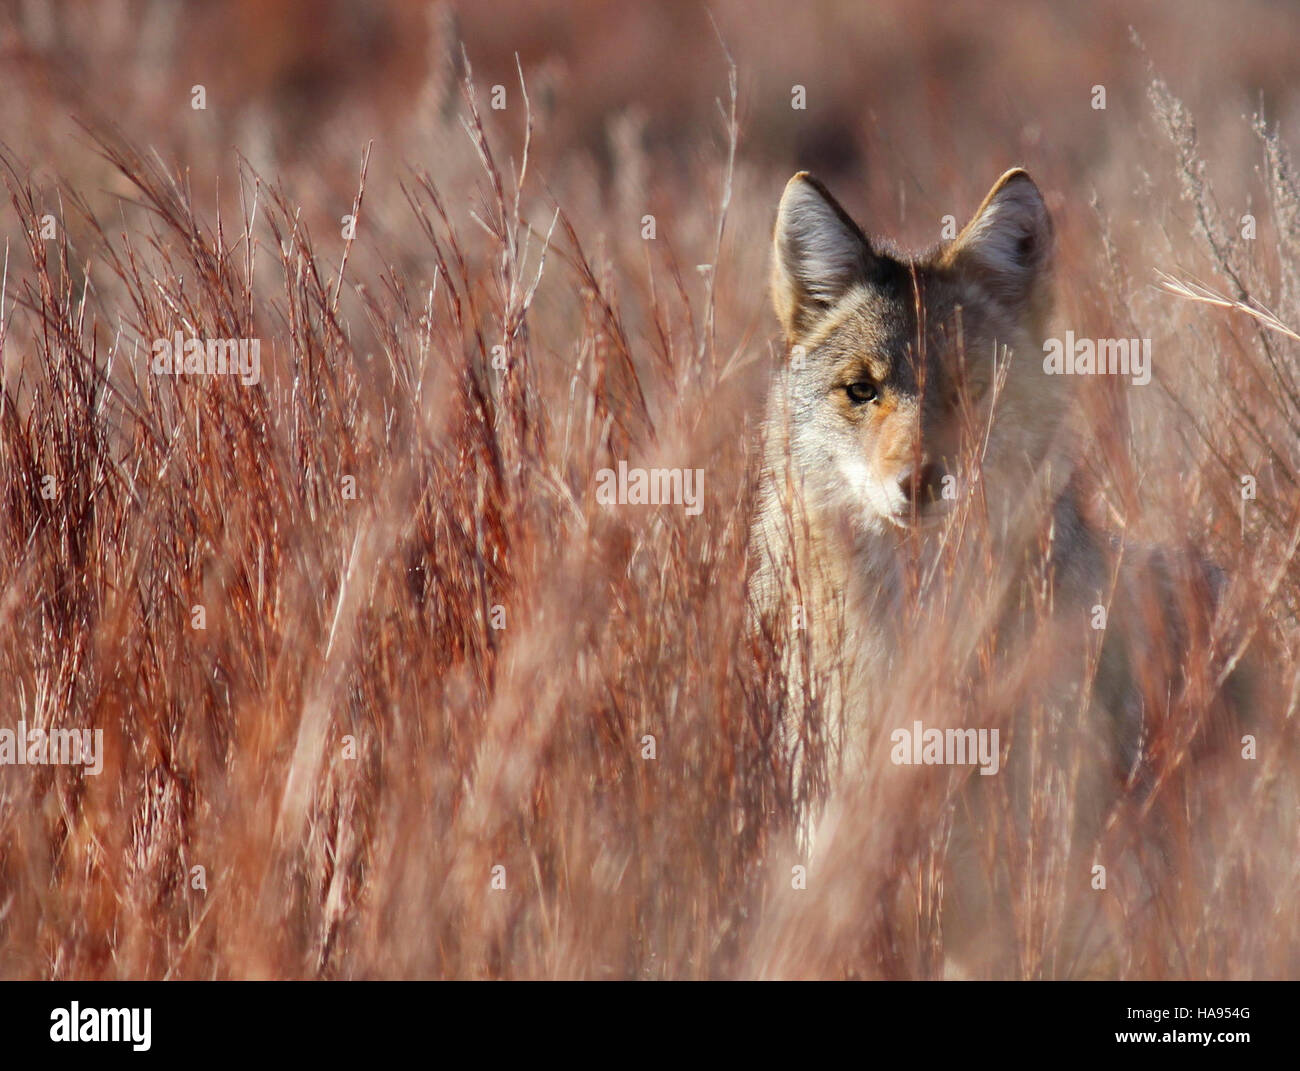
898,461 -> 943,506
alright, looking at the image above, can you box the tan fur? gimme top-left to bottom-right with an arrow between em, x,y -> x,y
749,169 -> 1247,978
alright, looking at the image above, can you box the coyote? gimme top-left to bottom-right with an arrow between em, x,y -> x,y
748,169 -> 1248,977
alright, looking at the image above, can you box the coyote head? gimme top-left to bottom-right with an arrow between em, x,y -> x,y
769,169 -> 1062,538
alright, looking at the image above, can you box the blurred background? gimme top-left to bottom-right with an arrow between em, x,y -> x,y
1,0 -> 1298,979
4,0 -> 1300,238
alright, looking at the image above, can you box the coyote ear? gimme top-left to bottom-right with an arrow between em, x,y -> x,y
772,172 -> 875,339
945,168 -> 1053,322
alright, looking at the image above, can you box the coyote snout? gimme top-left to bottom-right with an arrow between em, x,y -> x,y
846,399 -> 954,527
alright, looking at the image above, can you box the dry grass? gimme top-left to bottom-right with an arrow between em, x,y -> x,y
0,0 -> 1297,979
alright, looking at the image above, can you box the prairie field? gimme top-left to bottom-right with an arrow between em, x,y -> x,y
0,0 -> 1298,979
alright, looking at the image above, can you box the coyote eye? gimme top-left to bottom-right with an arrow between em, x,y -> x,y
843,380 -> 879,405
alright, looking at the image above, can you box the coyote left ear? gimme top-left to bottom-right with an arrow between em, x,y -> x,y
771,172 -> 877,340
944,168 -> 1054,325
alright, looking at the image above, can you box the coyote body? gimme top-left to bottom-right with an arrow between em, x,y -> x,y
749,169 -> 1241,977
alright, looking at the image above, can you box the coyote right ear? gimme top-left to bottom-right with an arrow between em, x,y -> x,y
942,168 -> 1054,328
771,172 -> 875,340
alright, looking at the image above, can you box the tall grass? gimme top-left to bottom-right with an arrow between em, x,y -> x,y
0,1 -> 1297,978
